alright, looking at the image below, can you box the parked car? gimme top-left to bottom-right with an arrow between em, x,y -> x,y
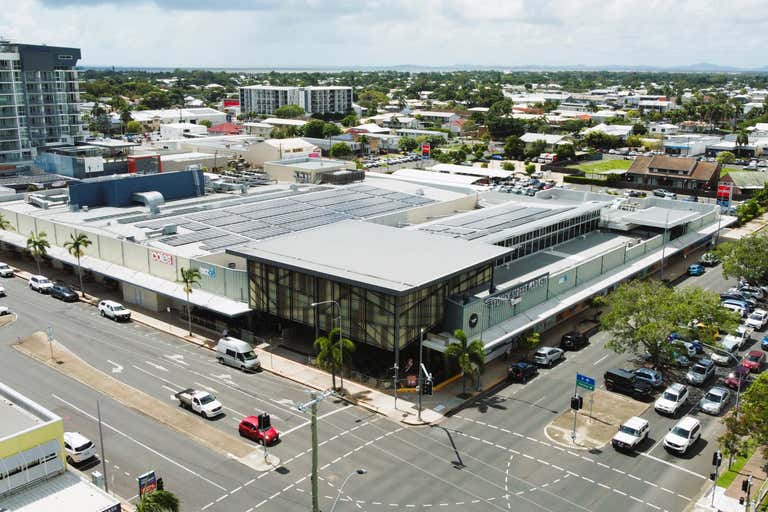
686,359 -> 716,386
724,365 -> 751,390
533,346 -> 564,367
654,383 -> 690,416
739,285 -> 765,300
63,431 -> 98,464
762,335 -> 768,351
663,416 -> 701,454
215,336 -> 261,372
745,309 -> 768,330
653,188 -> 677,199
721,301 -> 748,318
604,368 -> 653,399
0,262 -> 14,277
700,252 -> 719,267
687,264 -> 705,277
612,416 -> 649,452
735,325 -> 755,349
238,414 -> 279,445
29,274 -> 54,293
97,300 -> 131,321
741,350 -> 765,372
0,306 -> 8,316
507,362 -> 538,383
175,388 -> 224,419
51,283 -> 78,302
560,331 -> 588,351
633,367 -> 663,388
699,386 -> 731,415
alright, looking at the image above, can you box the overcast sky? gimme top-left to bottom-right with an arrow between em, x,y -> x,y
1,0 -> 765,69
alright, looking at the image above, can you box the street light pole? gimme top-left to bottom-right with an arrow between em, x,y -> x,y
418,327 -> 424,422
330,469 -> 367,512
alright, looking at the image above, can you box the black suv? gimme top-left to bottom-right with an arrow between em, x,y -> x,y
507,362 -> 538,383
51,284 -> 78,302
604,368 -> 653,399
560,331 -> 588,351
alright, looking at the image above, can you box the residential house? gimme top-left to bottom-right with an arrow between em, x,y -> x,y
626,155 -> 720,194
582,123 -> 633,139
647,122 -> 679,135
208,122 -> 242,135
520,133 -> 574,152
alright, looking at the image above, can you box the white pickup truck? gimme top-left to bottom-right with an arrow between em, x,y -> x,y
175,389 -> 223,419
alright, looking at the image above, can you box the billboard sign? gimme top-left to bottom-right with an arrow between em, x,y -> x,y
137,470 -> 157,497
421,143 -> 431,158
486,273 -> 549,308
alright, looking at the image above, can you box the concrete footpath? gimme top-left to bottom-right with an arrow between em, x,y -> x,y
692,450 -> 767,512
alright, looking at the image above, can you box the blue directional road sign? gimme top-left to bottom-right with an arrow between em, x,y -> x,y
576,373 -> 595,391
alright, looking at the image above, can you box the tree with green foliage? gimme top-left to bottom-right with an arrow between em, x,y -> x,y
141,90 -> 171,109
525,163 -> 536,174
555,143 -> 576,161
625,135 -> 643,148
119,108 -> 133,134
356,89 -> 389,112
314,327 -> 355,390
716,233 -> 768,285
716,151 -> 736,164
274,104 -> 305,119
26,231 -> 50,275
64,233 -> 92,298
330,142 -> 352,158
398,136 -> 419,153
525,139 -> 548,159
198,119 -> 212,128
503,135 -> 525,160
322,122 -> 342,138
303,119 -> 327,138
179,267 -> 201,335
519,332 -> 541,359
341,113 -> 358,127
583,131 -> 622,149
445,329 -> 485,395
631,123 -> 648,135
126,120 -> 142,134
136,490 -> 180,512
0,213 -> 14,232
598,280 -> 739,369
720,372 -> 768,467
502,161 -> 515,171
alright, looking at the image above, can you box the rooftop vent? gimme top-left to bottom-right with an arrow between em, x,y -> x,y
131,191 -> 165,215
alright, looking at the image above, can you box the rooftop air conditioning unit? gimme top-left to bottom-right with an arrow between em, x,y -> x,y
162,224 -> 177,235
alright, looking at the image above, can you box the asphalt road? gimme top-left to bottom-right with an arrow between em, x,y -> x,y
0,263 -> 757,512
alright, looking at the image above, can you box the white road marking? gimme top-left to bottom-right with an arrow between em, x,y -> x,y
144,361 -> 168,371
641,453 -> 707,479
532,396 -> 546,405
592,354 -> 610,366
51,394 -> 227,491
107,359 -> 123,374
193,381 -> 218,393
164,354 -> 189,366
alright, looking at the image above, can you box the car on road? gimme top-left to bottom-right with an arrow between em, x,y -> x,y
762,335 -> 768,351
724,365 -> 751,390
533,346 -> 564,367
612,416 -> 649,451
699,386 -> 731,415
700,252 -> 719,267
745,309 -> 768,330
654,383 -> 690,416
0,262 -> 14,277
97,300 -> 131,321
663,416 -> 701,454
51,283 -> 78,302
215,336 -> 261,372
507,362 -> 538,383
633,368 -> 663,388
560,331 -> 588,351
604,368 -> 653,399
741,350 -> 765,373
0,306 -> 9,315
238,415 -> 279,445
686,359 -> 716,386
63,431 -> 98,464
175,388 -> 224,419
28,274 -> 54,293
687,264 -> 705,276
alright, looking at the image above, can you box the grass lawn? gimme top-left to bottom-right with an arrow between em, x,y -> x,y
716,441 -> 757,488
569,159 -> 633,173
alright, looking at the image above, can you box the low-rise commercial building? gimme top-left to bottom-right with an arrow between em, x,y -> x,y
626,155 -> 720,194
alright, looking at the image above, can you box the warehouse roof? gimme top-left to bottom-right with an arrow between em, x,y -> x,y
229,220 -> 508,294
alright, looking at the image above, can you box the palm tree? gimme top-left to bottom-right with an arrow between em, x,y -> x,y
736,130 -> 750,157
0,213 -> 14,231
179,267 -> 201,335
136,490 -> 180,512
26,231 -> 50,275
64,233 -> 91,298
358,135 -> 369,157
445,329 -> 485,396
313,327 -> 355,390
119,107 -> 133,134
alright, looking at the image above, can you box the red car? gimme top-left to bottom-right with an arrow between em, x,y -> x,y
741,351 -> 765,373
724,365 -> 751,390
238,414 -> 279,445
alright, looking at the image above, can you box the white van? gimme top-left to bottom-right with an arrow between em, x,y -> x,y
215,336 -> 261,372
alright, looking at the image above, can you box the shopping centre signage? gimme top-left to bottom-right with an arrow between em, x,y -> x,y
487,273 -> 549,307
150,250 -> 174,266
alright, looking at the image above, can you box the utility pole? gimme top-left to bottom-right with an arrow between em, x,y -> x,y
97,400 -> 108,493
418,328 -> 424,422
296,389 -> 335,512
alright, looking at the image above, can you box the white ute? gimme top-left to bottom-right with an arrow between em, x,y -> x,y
612,416 -> 649,451
745,309 -> 768,330
175,388 -> 223,419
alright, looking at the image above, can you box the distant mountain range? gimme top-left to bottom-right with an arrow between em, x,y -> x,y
80,62 -> 768,73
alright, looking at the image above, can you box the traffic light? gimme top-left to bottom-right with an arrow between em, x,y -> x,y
570,395 -> 583,411
423,377 -> 433,396
712,451 -> 722,468
742,478 -> 751,493
258,413 -> 271,430
157,477 -> 164,491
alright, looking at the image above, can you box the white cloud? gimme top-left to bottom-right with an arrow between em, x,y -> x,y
0,0 -> 765,68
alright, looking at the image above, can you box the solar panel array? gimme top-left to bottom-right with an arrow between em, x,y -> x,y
419,203 -> 570,241
139,184 -> 435,252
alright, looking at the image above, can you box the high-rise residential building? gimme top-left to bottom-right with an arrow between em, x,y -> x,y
0,40 -> 84,166
239,85 -> 353,116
